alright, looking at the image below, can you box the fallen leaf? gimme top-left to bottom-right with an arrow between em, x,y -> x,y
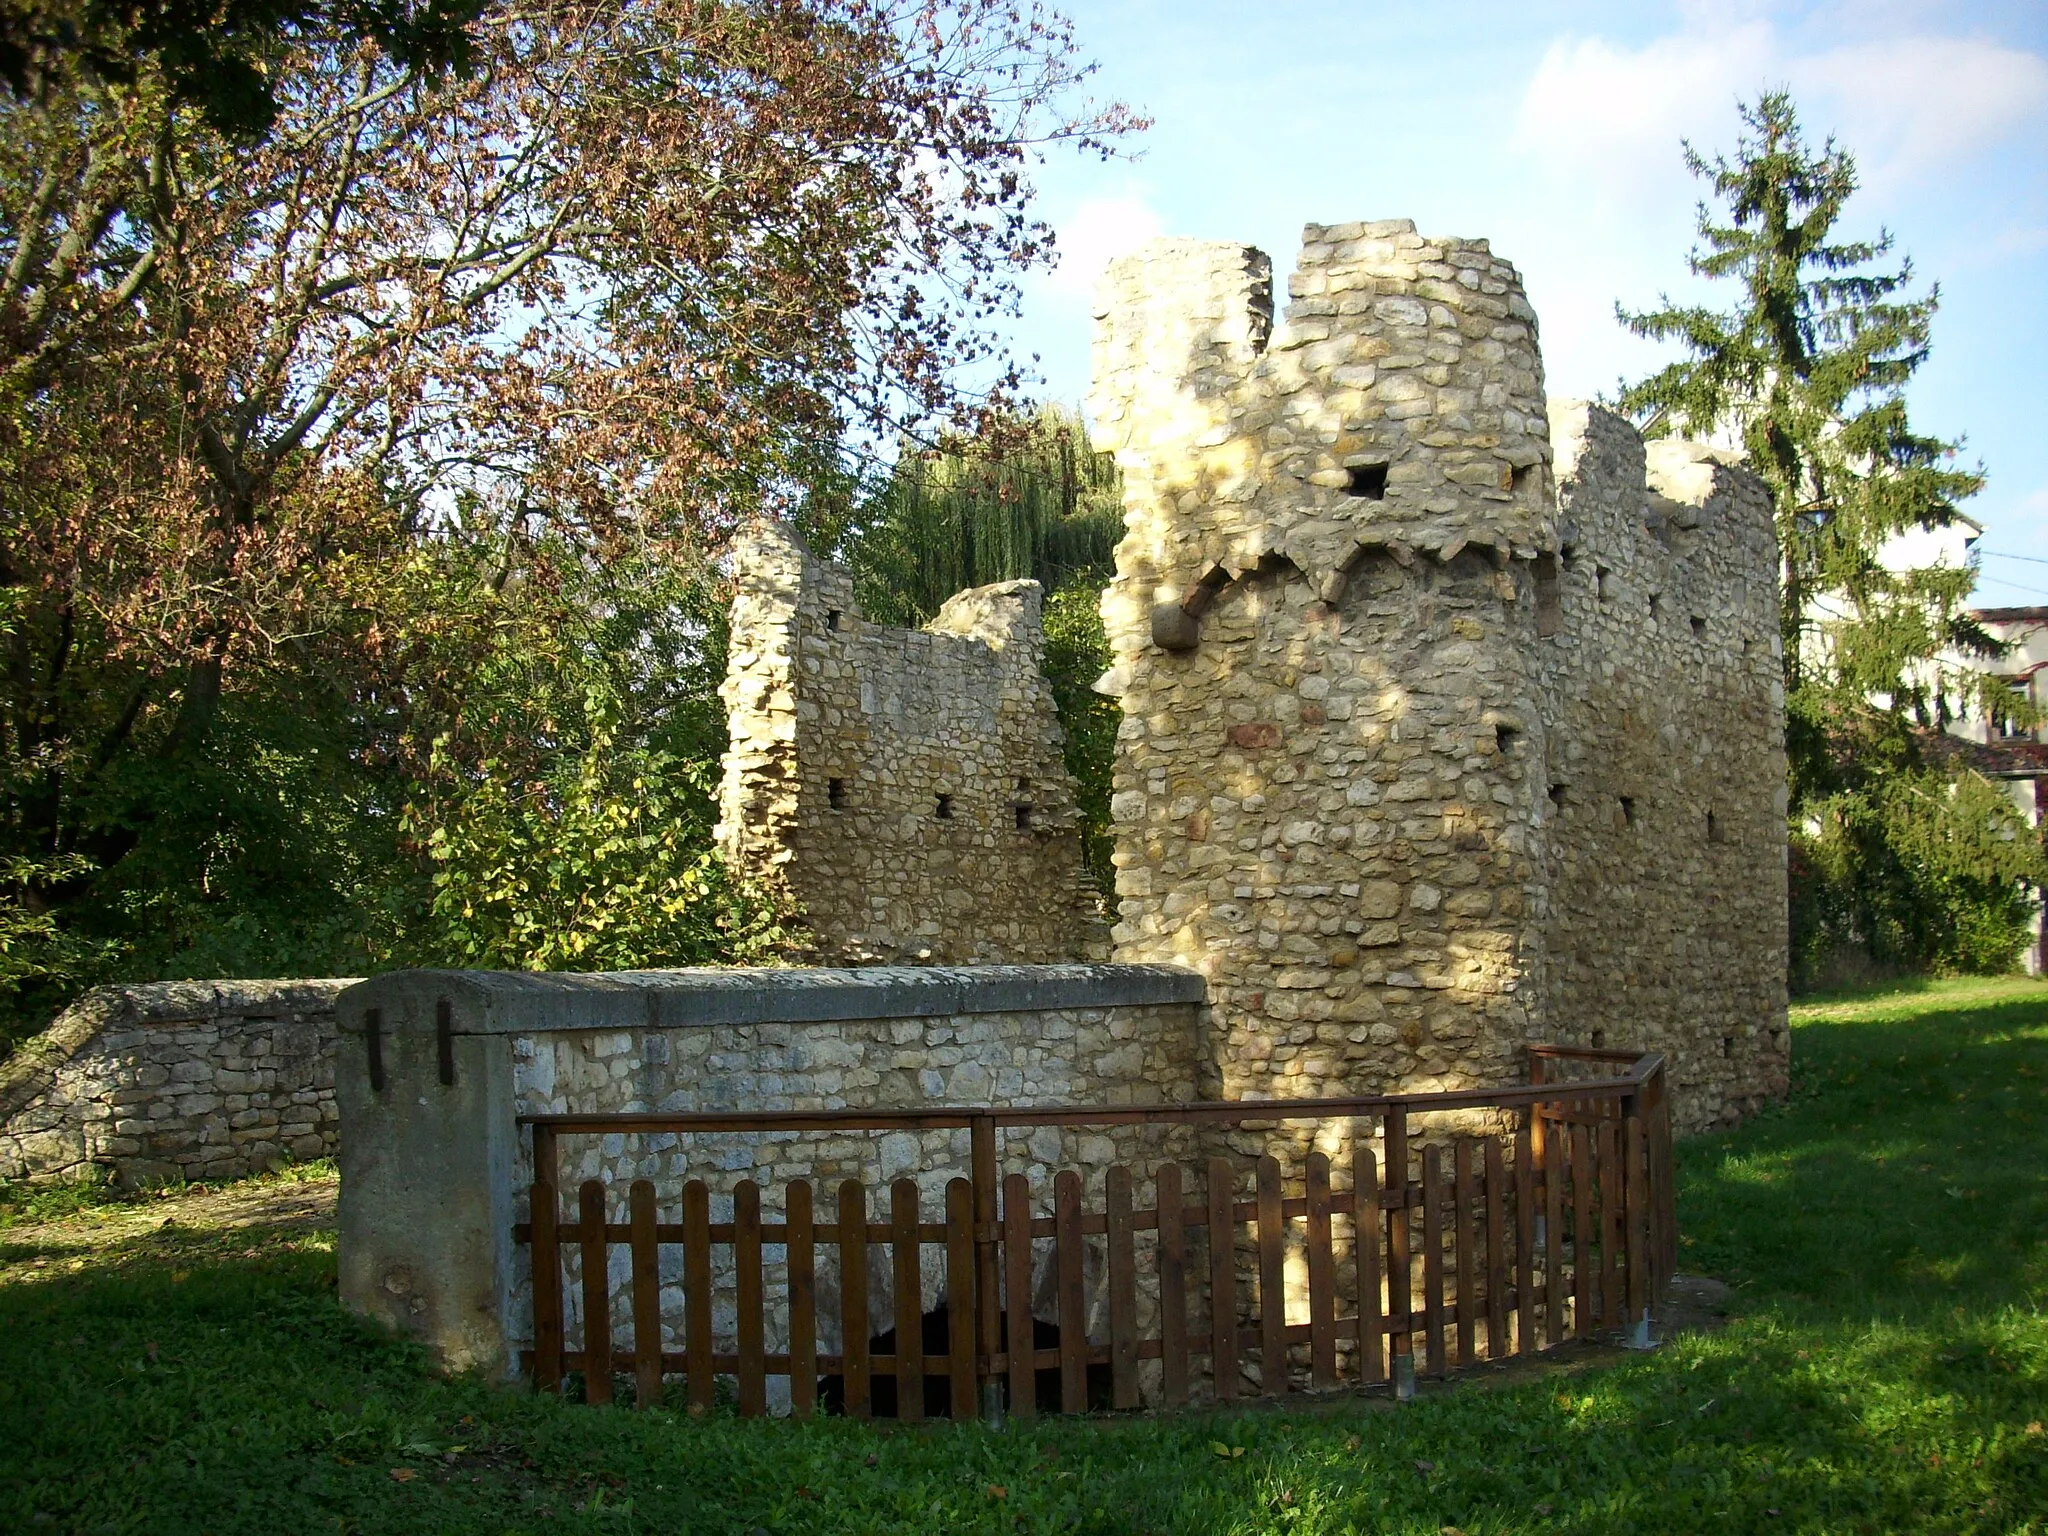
1413,1458 -> 1436,1475
389,1468 -> 416,1484
1534,1504 -> 1553,1516
169,1271 -> 189,1283
2026,1422 -> 2043,1437
986,1485 -> 1007,1501
1343,1434 -> 1361,1452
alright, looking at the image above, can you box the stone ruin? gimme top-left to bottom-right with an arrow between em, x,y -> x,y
721,221 -> 1790,1135
716,520 -> 1106,965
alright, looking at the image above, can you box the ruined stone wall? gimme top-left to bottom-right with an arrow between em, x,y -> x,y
1089,222 -> 1787,1133
0,980 -> 348,1185
1538,404 -> 1790,1125
717,520 -> 1103,965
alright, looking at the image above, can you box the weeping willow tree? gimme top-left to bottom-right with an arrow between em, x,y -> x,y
845,404 -> 1124,888
848,404 -> 1123,625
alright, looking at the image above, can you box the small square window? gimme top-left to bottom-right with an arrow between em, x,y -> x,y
935,793 -> 954,820
828,778 -> 846,810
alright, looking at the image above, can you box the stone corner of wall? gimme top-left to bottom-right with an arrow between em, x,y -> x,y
0,986 -> 135,1124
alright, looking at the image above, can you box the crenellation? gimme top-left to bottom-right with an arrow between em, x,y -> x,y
716,519 -> 1106,966
1091,225 -> 1787,1133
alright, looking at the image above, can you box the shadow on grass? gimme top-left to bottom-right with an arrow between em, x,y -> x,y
1,986 -> 2044,1534
1676,985 -> 2048,1319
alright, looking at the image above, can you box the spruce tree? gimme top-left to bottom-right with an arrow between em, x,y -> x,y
1616,92 -> 1995,794
1617,92 -> 2042,978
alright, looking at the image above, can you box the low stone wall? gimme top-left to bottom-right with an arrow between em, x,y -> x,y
334,964 -> 1208,1377
0,979 -> 352,1186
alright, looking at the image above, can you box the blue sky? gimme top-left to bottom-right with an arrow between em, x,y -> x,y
999,0 -> 2048,602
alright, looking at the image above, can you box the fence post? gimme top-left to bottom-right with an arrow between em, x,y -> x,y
971,1114 -> 1004,1426
1386,1109 -> 1414,1400
1623,1095 -> 1652,1350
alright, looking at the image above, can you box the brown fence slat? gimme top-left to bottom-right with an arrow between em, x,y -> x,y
1483,1138 -> 1508,1361
629,1179 -> 662,1408
1422,1145 -> 1446,1378
1257,1155 -> 1287,1395
839,1179 -> 871,1419
1304,1152 -> 1336,1391
1355,1145 -> 1384,1383
1156,1163 -> 1188,1406
1055,1169 -> 1087,1413
1106,1165 -> 1138,1410
736,1180 -> 766,1417
531,1127 -> 563,1393
1387,1114 -> 1413,1383
578,1180 -> 612,1406
1624,1111 -> 1647,1341
892,1179 -> 924,1422
684,1179 -> 714,1414
1454,1139 -> 1477,1367
1208,1158 -> 1237,1402
1545,1114 -> 1566,1348
1003,1171 -> 1036,1419
1513,1123 -> 1536,1357
788,1180 -> 817,1419
1600,1118 -> 1623,1333
1570,1123 -> 1594,1340
945,1177 -> 976,1420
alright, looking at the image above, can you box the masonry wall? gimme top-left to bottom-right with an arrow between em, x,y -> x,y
1089,222 -> 1788,1134
717,520 -> 1104,965
334,965 -> 1206,1382
1538,405 -> 1791,1125
0,980 -> 349,1185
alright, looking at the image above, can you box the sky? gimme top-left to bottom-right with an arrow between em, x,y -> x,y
997,0 -> 2048,605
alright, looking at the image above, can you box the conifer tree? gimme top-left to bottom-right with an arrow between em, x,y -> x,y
1617,93 -> 2043,978
1616,91 -> 1996,796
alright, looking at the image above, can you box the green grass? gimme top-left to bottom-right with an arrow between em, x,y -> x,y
3,980 -> 2045,1534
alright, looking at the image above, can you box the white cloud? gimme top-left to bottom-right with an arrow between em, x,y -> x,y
1514,22 -> 2048,208
1043,190 -> 1166,297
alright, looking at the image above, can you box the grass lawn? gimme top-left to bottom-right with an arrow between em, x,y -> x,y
2,977 -> 2045,1534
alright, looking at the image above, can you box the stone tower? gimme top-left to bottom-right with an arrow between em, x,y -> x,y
716,519 -> 1105,965
1090,223 -> 1788,1130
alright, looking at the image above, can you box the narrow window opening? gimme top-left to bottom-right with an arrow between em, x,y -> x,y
1510,463 -> 1535,495
935,793 -> 954,820
1560,543 -> 1578,570
1691,614 -> 1707,638
1590,1030 -> 1607,1049
1618,795 -> 1636,828
1707,810 -> 1721,843
1344,462 -> 1389,500
1721,1035 -> 1735,1058
435,998 -> 455,1088
1494,723 -> 1521,756
1648,592 -> 1663,621
365,1008 -> 385,1094
828,778 -> 846,810
1533,554 -> 1561,637
825,608 -> 842,632
1549,783 -> 1567,811
1016,775 -> 1031,793
1596,565 -> 1613,602
1015,803 -> 1033,830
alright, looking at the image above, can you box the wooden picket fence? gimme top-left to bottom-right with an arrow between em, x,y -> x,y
514,1043 -> 1673,1418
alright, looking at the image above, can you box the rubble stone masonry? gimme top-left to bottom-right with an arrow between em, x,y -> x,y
1087,223 -> 1788,1133
716,520 -> 1105,964
0,980 -> 348,1185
